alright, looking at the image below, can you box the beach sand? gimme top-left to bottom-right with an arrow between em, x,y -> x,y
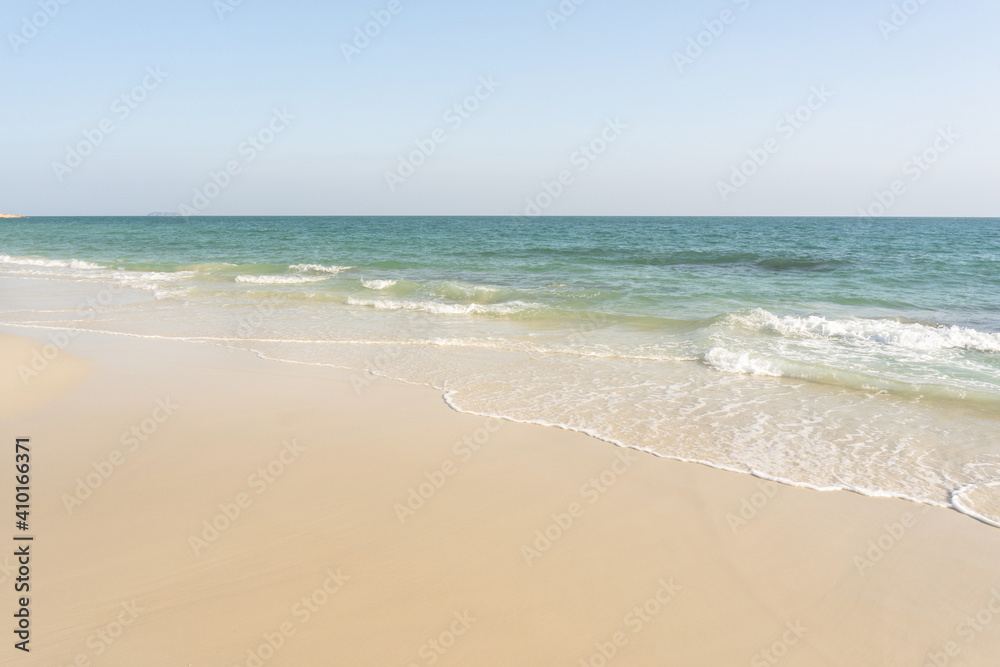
2,329 -> 1000,666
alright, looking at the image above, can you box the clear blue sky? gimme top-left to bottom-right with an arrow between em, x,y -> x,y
1,0 -> 997,216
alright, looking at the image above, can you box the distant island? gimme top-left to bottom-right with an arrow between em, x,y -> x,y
0,214 -> 26,218
147,212 -> 181,217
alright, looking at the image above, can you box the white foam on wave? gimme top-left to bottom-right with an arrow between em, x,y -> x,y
0,254 -> 102,270
290,264 -> 354,275
1,260 -> 199,296
704,347 -> 783,377
730,308 -> 1000,353
153,287 -> 194,300
236,275 -> 329,285
346,297 -> 539,316
439,281 -> 504,296
948,481 -> 1000,528
361,279 -> 397,290
111,271 -> 198,296
434,390 -> 1000,528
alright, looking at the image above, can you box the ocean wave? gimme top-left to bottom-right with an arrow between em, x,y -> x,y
114,270 -> 197,286
153,287 -> 194,300
346,297 -> 541,316
176,262 -> 239,275
728,309 -> 1000,353
754,257 -> 849,271
361,279 -> 397,290
290,264 -> 354,275
0,261 -> 198,293
704,347 -> 783,376
235,275 -> 329,285
0,254 -> 102,270
434,281 -> 515,304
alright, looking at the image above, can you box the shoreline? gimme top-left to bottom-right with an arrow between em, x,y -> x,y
5,316 -> 997,531
439,386 -> 1000,531
3,326 -> 1000,664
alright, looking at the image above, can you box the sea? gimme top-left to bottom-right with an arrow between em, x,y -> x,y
2,216 -> 998,526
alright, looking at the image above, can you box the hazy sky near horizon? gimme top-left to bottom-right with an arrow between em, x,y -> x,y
1,0 -> 997,217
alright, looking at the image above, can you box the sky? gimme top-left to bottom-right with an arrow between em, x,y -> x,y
0,0 -> 997,217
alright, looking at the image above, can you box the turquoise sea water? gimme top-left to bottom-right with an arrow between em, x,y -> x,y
2,217 -> 999,524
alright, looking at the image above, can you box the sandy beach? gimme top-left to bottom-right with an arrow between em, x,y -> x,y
0,327 -> 997,666
5,0 -> 999,662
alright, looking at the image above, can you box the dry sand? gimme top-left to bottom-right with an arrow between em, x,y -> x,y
2,329 -> 999,666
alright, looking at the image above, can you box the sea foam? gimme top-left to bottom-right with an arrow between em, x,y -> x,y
290,264 -> 354,275
0,254 -> 102,270
346,297 -> 539,316
361,279 -> 397,290
704,347 -> 783,376
235,275 -> 329,285
729,308 -> 1000,353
